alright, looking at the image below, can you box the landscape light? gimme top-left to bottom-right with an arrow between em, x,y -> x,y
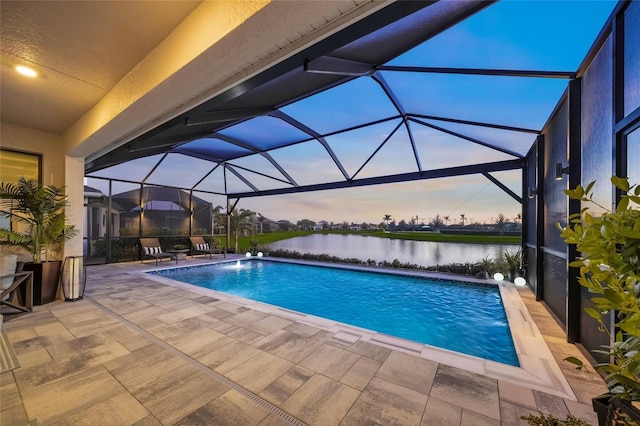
245,252 -> 252,257
493,272 -> 504,281
514,277 -> 527,286
257,252 -> 263,257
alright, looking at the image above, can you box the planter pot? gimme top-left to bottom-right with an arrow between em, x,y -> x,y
22,261 -> 62,305
608,398 -> 640,425
508,269 -> 525,282
592,394 -> 640,426
592,394 -> 611,426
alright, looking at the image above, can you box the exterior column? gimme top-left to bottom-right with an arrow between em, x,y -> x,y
64,155 -> 85,258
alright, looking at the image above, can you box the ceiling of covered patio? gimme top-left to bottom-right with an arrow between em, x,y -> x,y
84,1 -> 614,203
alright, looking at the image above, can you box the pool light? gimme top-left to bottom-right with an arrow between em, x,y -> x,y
245,252 -> 252,257
257,252 -> 263,257
493,272 -> 504,281
514,276 -> 527,286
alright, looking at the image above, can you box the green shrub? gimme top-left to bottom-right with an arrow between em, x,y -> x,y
521,412 -> 590,426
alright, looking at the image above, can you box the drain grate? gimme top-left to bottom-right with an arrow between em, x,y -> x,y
89,298 -> 307,426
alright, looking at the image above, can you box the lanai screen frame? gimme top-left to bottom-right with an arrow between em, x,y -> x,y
86,1 -> 574,203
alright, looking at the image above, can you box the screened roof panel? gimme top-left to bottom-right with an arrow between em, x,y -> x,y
411,124 -> 516,171
224,169 -> 257,194
227,153 -> 289,183
268,141 -> 346,186
488,170 -> 522,198
280,77 -> 400,135
145,153 -> 217,188
381,71 -> 568,130
85,1 -> 615,201
354,126 -> 420,179
332,1 -> 488,64
226,167 -> 293,192
193,166 -> 226,194
173,137 -> 253,161
216,116 -> 311,150
388,1 -> 616,70
324,120 -> 403,177
87,154 -> 165,182
418,119 -> 536,157
191,191 -> 226,209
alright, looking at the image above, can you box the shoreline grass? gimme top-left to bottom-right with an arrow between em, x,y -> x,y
216,230 -> 520,252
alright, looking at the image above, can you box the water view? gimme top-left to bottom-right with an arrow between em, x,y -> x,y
268,233 -> 517,267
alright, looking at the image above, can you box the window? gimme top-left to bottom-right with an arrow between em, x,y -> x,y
0,149 -> 41,230
0,149 -> 40,184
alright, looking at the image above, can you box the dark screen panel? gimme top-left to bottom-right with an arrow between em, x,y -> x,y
543,100 -> 569,252
525,245 -> 537,294
525,148 -> 537,245
543,251 -> 567,325
542,99 -> 569,324
579,285 -> 611,364
625,1 -> 640,117
582,35 -> 613,212
628,128 -> 640,185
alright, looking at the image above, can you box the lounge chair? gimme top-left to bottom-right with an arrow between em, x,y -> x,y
1,260 -> 33,315
189,236 -> 224,260
140,238 -> 178,266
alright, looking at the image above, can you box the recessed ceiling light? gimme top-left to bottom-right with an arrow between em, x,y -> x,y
15,65 -> 37,78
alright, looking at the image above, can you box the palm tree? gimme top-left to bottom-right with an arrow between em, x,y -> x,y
383,214 -> 392,231
495,213 -> 506,236
257,213 -> 266,234
211,205 -> 223,235
460,213 -> 466,226
443,215 -> 449,227
229,208 -> 254,252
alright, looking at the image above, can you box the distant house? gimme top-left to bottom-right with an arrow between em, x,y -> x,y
313,220 -> 328,231
111,186 -> 214,235
349,224 -> 361,231
84,185 -> 121,262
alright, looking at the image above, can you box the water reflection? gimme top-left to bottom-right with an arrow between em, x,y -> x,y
268,234 -> 517,267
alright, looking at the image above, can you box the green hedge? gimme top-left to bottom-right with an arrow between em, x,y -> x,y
267,249 -> 501,277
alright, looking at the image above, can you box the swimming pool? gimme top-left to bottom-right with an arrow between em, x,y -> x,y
152,259 -> 519,366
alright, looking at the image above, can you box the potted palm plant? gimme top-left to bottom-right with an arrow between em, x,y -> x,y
0,177 -> 77,304
504,249 -> 525,282
558,176 -> 640,425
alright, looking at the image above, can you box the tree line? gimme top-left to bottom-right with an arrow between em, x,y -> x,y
213,205 -> 523,252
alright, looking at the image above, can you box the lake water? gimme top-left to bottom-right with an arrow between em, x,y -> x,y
268,233 -> 517,267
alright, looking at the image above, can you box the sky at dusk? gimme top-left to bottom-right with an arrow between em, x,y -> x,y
87,1 -> 617,226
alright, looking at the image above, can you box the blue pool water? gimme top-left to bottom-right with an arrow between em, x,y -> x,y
153,260 -> 519,366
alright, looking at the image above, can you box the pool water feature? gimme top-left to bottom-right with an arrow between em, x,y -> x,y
153,260 -> 519,366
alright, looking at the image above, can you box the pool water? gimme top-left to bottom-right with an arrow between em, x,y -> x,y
153,260 -> 519,366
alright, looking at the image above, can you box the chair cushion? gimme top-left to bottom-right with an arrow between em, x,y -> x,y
1,255 -> 17,290
1,254 -> 17,300
144,247 -> 162,255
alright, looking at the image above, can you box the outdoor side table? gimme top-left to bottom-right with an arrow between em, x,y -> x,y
166,249 -> 189,262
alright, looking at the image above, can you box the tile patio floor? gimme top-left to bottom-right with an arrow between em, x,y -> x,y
1,257 -> 607,425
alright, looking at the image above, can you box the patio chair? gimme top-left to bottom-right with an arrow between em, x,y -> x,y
190,236 -> 224,260
1,261 -> 33,315
140,238 -> 178,266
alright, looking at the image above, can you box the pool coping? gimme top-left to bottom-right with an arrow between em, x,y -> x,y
138,257 -> 576,400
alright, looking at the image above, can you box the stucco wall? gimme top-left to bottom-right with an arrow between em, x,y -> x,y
0,121 -> 65,187
0,120 -> 84,260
